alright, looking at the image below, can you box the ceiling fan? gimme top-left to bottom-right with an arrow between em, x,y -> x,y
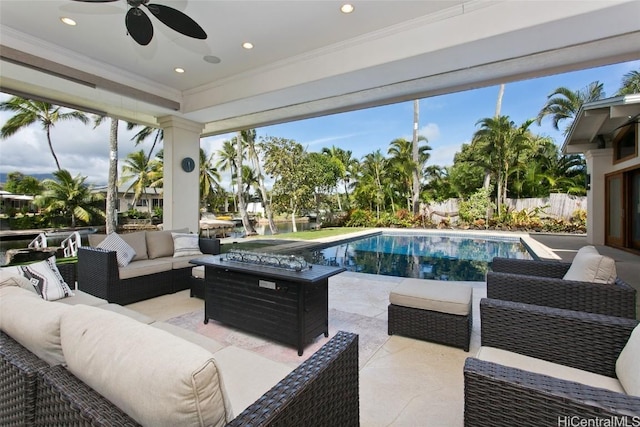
72,0 -> 207,46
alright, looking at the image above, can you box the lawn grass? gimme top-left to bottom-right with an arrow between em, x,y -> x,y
260,227 -> 369,241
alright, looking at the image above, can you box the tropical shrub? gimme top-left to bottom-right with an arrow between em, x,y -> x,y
459,187 -> 495,223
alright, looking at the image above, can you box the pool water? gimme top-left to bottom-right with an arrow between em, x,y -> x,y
292,233 -> 533,281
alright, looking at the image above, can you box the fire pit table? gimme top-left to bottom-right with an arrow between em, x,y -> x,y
190,251 -> 345,355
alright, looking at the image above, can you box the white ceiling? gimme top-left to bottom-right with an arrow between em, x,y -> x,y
1,0 -> 639,136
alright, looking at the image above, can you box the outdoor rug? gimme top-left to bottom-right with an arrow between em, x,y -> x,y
166,308 -> 389,368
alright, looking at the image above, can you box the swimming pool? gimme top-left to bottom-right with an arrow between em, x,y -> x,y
291,232 -> 533,281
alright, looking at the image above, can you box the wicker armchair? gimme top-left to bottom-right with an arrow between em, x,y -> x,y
487,257 -> 637,319
463,298 -> 640,426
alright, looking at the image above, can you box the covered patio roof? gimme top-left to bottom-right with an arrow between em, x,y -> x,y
563,93 -> 640,154
1,1 -> 639,135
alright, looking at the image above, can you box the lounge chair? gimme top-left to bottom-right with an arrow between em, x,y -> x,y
464,298 -> 640,426
487,247 -> 636,319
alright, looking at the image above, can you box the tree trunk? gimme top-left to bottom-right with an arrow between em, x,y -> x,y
46,127 -> 62,171
291,210 -> 297,233
495,84 -> 505,117
106,118 -> 118,234
236,132 -> 256,235
249,143 -> 277,234
412,99 -> 421,215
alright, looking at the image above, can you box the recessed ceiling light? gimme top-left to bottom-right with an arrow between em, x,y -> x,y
242,42 -> 254,50
60,17 -> 77,26
340,4 -> 354,14
203,55 -> 221,64
174,67 -> 185,73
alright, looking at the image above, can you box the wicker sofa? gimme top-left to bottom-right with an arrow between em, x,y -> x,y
0,282 -> 360,426
487,255 -> 637,319
78,230 -> 220,305
463,298 -> 640,426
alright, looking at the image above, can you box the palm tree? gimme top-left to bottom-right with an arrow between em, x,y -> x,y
0,97 -> 89,171
119,150 -> 159,213
387,137 -> 431,211
216,140 -> 239,212
472,116 -> 534,214
93,115 -> 120,234
234,131 -> 256,235
321,146 -> 357,210
358,150 -> 387,217
536,81 -> 605,134
127,124 -> 164,162
36,169 -> 104,228
199,148 -> 221,208
246,131 -> 278,234
616,69 -> 640,95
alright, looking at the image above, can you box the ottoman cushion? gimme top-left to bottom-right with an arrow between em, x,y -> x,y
390,279 -> 472,315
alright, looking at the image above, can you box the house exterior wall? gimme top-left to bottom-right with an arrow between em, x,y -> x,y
585,129 -> 640,245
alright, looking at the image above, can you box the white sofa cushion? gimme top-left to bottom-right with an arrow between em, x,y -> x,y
192,265 -> 205,279
0,286 -> 68,366
477,346 -> 624,394
97,232 -> 137,267
616,324 -> 640,397
56,290 -> 107,306
212,346 -> 292,421
60,305 -> 228,427
146,228 -> 188,259
389,278 -> 472,316
575,245 -> 599,256
172,232 -> 203,258
1,257 -> 74,301
88,233 -> 107,247
120,231 -> 149,261
98,303 -> 155,324
117,258 -> 173,279
563,251 -> 617,284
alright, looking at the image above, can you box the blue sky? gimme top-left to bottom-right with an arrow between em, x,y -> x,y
1,59 -> 639,186
250,59 -> 640,168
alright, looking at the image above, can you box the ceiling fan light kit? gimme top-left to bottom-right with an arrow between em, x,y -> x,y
73,0 -> 207,46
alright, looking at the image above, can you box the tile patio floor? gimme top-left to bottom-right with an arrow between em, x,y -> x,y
126,232 -> 640,427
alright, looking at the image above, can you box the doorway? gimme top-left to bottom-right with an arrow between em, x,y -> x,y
606,167 -> 640,250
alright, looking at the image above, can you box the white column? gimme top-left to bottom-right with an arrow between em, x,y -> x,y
158,116 -> 204,233
584,148 -> 613,245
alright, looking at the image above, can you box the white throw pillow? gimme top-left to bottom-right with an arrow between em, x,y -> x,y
172,232 -> 202,258
1,257 -> 74,301
616,324 -> 640,397
563,252 -> 617,284
97,232 -> 137,267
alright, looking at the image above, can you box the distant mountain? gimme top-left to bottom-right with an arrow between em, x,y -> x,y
0,173 -> 55,185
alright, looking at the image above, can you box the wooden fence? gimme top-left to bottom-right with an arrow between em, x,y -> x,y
423,193 -> 586,223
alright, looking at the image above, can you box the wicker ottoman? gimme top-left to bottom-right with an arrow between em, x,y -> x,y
388,279 -> 473,351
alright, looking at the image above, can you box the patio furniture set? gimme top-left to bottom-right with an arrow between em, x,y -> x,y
2,232 -> 638,425
384,245 -> 639,424
465,246 -> 639,425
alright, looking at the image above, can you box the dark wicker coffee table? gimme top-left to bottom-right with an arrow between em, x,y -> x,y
191,256 -> 345,355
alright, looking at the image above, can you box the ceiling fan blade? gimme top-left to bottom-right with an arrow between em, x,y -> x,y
145,3 -> 207,40
126,7 -> 153,46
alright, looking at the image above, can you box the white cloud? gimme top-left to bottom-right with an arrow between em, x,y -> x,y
428,140 -> 467,167
419,123 -> 440,141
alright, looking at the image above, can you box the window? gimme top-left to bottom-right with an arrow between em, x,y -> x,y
614,123 -> 637,163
